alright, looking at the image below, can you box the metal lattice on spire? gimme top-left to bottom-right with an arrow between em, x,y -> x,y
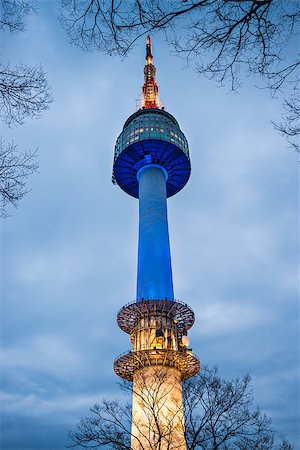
142,36 -> 160,109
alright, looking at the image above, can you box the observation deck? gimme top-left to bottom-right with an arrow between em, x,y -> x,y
114,298 -> 200,381
114,348 -> 200,382
112,108 -> 190,198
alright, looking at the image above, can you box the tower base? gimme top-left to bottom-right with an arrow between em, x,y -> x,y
131,366 -> 186,450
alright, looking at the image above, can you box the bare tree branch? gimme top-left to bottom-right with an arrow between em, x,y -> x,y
1,0 -> 53,128
67,366 -> 294,449
0,138 -> 38,217
60,1 -> 299,152
0,62 -> 52,126
59,1 -> 299,89
272,94 -> 300,153
0,0 -> 36,33
0,1 -> 52,217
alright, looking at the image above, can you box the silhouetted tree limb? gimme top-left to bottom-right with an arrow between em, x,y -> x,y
183,367 -> 272,450
60,1 -> 299,152
1,0 -> 52,127
0,62 -> 52,126
0,0 -> 35,33
60,1 -> 299,90
0,138 -> 38,217
0,0 -> 52,217
67,366 -> 294,449
273,95 -> 300,153
68,367 -> 185,449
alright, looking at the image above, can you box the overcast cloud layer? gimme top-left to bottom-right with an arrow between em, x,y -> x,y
1,3 -> 299,449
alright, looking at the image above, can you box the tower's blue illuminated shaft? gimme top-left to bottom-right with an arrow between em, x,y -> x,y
137,165 -> 173,300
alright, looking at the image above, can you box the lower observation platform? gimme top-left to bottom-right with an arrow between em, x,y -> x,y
114,348 -> 200,381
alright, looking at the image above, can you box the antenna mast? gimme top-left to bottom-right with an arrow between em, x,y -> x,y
142,35 -> 160,109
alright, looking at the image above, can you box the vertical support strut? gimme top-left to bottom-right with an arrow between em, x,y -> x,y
136,165 -> 174,300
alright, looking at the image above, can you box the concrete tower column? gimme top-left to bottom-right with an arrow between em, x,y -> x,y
131,366 -> 186,450
132,164 -> 186,449
137,165 -> 174,300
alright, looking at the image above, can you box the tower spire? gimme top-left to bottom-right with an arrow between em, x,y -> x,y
142,35 -> 159,109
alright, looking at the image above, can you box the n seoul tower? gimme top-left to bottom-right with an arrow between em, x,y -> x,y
113,36 -> 200,449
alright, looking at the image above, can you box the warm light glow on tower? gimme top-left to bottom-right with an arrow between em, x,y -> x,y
142,35 -> 160,109
112,37 -> 200,449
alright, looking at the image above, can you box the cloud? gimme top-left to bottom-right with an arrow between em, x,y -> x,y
1,335 -> 82,379
197,300 -> 272,336
0,390 -> 101,419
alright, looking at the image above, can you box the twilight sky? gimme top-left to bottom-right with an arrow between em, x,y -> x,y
1,2 -> 299,449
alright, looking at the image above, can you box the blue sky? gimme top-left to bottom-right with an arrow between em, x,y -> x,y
1,2 -> 299,449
